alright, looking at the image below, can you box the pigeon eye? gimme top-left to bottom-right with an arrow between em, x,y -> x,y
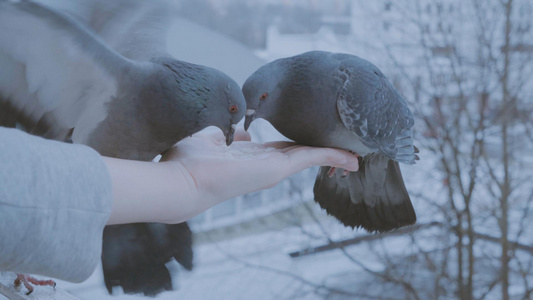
260,93 -> 268,101
229,105 -> 238,113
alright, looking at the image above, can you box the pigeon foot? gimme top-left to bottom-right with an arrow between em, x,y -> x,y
327,168 -> 352,178
14,274 -> 56,295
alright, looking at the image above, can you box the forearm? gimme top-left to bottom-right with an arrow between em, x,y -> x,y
104,158 -> 215,225
104,131 -> 359,226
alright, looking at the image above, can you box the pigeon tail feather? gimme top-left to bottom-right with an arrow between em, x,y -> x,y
313,154 -> 416,232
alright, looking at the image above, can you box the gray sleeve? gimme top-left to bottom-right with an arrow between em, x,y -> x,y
0,127 -> 113,283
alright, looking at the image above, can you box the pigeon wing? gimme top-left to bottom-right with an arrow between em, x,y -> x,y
45,0 -> 176,62
0,0 -> 132,142
333,54 -> 416,164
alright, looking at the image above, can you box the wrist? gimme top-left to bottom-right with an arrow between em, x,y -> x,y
104,157 -> 193,225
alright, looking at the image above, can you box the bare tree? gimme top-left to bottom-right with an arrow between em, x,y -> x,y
346,0 -> 533,299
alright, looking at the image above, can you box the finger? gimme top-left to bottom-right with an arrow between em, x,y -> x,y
317,148 -> 359,171
233,129 -> 251,142
191,127 -> 225,140
199,127 -> 251,144
287,147 -> 359,172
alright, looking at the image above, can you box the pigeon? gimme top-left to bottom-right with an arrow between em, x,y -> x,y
0,0 -> 245,295
243,51 -> 418,232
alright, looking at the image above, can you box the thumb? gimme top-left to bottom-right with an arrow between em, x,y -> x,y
233,128 -> 251,142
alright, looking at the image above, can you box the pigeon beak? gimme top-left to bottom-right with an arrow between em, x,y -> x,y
244,109 -> 256,131
226,123 -> 236,146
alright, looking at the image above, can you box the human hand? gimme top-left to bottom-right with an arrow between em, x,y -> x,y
159,127 -> 359,219
105,127 -> 358,225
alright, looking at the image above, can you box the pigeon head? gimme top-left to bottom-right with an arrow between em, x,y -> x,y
195,67 -> 246,146
152,59 -> 245,146
242,60 -> 287,131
